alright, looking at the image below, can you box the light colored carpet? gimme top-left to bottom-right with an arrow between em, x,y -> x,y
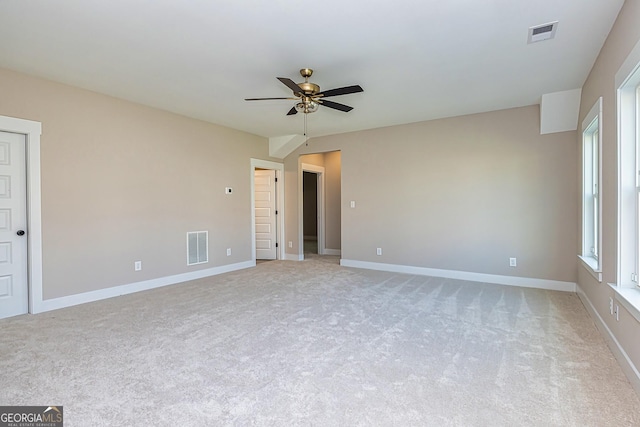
304,239 -> 318,255
1,255 -> 639,426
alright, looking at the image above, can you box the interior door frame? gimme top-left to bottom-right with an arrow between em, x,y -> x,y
0,115 -> 43,314
250,159 -> 284,262
300,162 -> 325,257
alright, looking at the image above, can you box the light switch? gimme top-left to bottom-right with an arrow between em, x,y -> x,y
350,201 -> 356,208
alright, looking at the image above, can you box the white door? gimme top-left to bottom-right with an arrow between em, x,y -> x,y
0,131 -> 28,319
255,169 -> 277,260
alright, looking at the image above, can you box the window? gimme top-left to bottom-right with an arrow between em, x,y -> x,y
617,40 -> 640,289
580,97 -> 602,280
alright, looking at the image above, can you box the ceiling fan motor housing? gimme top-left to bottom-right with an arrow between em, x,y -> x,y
297,82 -> 320,95
296,68 -> 319,95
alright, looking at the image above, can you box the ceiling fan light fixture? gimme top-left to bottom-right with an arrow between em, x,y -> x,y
295,100 -> 319,114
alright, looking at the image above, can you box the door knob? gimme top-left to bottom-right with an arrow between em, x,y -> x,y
16,230 -> 25,236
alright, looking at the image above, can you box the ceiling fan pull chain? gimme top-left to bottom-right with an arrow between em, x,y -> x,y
304,113 -> 308,146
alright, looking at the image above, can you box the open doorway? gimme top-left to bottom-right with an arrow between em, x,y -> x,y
300,162 -> 324,256
303,170 -> 320,255
299,151 -> 341,259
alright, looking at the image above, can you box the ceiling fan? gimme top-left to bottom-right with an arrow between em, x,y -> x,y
245,68 -> 363,115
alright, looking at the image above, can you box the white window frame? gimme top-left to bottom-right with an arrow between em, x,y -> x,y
579,97 -> 603,281
616,40 -> 640,290
612,39 -> 640,325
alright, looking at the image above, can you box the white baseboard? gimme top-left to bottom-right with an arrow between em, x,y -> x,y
576,284 -> 640,394
34,260 -> 255,314
339,259 -> 576,292
283,252 -> 339,259
283,253 -> 304,261
323,249 -> 341,256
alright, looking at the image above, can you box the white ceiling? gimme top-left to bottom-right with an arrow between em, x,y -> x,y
0,0 -> 625,138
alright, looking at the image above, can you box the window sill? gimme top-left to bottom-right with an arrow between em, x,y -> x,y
578,255 -> 602,282
608,283 -> 640,324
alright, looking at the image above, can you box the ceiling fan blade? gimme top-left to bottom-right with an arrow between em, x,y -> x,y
319,99 -> 353,112
245,97 -> 297,101
286,106 -> 298,116
316,85 -> 363,98
277,77 -> 305,94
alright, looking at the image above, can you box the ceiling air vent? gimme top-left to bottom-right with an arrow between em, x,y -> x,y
528,21 -> 558,44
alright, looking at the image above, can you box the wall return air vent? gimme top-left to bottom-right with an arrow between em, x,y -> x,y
528,21 -> 558,44
187,231 -> 208,265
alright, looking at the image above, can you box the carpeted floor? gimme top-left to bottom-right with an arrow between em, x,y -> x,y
1,255 -> 639,426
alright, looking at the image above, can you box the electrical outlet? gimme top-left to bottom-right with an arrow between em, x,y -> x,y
288,241 -> 293,248
509,258 -> 517,267
610,297 -> 614,315
615,304 -> 620,321
376,248 -> 382,256
134,261 -> 142,271
350,201 -> 356,208
226,248 -> 232,256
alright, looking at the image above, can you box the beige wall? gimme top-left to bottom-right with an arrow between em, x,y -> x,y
324,151 -> 342,251
286,106 -> 578,282
577,0 -> 640,381
0,67 -> 273,300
